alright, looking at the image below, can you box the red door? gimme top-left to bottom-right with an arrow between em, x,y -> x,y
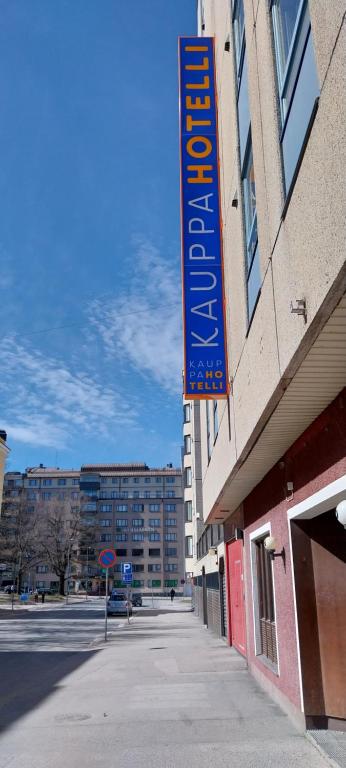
227,539 -> 246,656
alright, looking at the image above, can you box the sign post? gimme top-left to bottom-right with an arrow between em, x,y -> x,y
98,548 -> 117,642
121,562 -> 132,624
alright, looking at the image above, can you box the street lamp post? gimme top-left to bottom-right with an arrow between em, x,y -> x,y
85,547 -> 89,601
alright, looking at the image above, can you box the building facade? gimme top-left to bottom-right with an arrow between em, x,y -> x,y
0,430 -> 9,508
1,462 -> 184,595
183,0 -> 346,730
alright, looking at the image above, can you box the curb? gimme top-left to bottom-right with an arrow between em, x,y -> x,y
305,732 -> 343,768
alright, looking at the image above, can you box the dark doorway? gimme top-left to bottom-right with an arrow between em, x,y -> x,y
292,509 -> 346,728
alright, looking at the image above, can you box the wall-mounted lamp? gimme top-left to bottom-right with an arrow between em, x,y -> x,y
208,546 -> 218,564
336,500 -> 346,528
224,37 -> 230,52
231,195 -> 238,208
264,536 -> 286,566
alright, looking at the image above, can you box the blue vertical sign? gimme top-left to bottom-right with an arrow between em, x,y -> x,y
179,37 -> 228,399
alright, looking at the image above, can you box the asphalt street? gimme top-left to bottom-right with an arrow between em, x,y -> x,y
0,598 -> 331,768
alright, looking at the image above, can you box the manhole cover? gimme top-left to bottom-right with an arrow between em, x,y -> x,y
55,713 -> 91,723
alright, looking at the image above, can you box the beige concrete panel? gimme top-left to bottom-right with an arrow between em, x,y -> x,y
247,1 -> 285,256
222,221 -> 248,378
272,22 -> 346,374
309,0 -> 346,89
232,268 -> 280,457
199,400 -> 209,481
202,397 -> 237,520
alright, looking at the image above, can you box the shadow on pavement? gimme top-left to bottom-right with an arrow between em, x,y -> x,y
0,650 -> 99,735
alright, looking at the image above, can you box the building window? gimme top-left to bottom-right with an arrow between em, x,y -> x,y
165,533 -> 177,542
166,477 -> 175,484
42,479 -> 52,486
100,519 -> 111,527
72,478 -> 79,486
115,504 -> 127,512
144,491 -> 150,498
115,533 -> 128,542
122,478 -> 128,484
36,580 -> 47,589
251,531 -> 278,668
206,401 -> 212,461
115,519 -> 128,528
184,434 -> 191,455
165,518 -> 177,527
213,401 -> 219,441
185,501 -> 192,522
132,518 -> 144,527
132,548 -> 144,557
36,565 -> 48,573
28,479 -> 39,487
132,532 -> 144,542
100,533 -> 112,542
148,532 -> 160,542
165,504 -> 176,512
132,504 -> 144,512
233,0 -> 245,78
242,143 -> 261,319
133,491 -> 140,499
148,564 -> 161,572
71,491 -> 79,499
149,548 -> 161,557
41,492 -> 52,500
133,477 -> 139,484
185,468 -> 192,488
100,504 -> 112,513
165,548 -> 177,557
116,548 -> 127,557
149,504 -> 160,512
165,564 -> 178,572
133,564 -> 144,572
149,519 -> 161,527
271,0 -> 319,194
148,579 -> 161,588
145,477 -> 151,484
185,536 -> 193,557
27,491 -> 36,500
183,403 -> 191,423
164,579 -> 178,588
166,491 -> 175,498
58,478 -> 66,486
155,477 -> 162,484
232,3 -> 261,323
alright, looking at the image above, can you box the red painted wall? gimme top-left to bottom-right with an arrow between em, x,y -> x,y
243,389 -> 346,712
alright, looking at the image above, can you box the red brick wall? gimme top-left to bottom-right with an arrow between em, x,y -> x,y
243,389 -> 346,711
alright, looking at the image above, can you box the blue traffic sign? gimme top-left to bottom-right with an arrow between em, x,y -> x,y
98,548 -> 117,569
20,593 -> 28,602
121,562 -> 132,583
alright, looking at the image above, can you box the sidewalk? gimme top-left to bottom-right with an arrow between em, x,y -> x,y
0,604 -> 332,768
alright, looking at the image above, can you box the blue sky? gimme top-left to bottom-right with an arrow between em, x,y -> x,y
0,0 -> 196,472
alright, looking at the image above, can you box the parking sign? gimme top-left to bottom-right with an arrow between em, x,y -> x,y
121,562 -> 132,583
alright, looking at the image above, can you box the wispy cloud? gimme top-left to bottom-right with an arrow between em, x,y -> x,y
88,236 -> 183,395
0,338 -> 137,449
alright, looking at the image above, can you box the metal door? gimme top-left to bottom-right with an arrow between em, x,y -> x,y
227,539 -> 246,656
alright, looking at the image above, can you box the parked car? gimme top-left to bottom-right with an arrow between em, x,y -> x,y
107,592 -> 132,616
131,593 -> 142,607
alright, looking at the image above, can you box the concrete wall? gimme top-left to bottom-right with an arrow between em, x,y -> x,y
197,0 -> 346,521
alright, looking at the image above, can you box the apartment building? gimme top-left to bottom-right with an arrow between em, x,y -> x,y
182,0 -> 346,730
1,462 -> 184,595
0,430 -> 9,508
80,463 -> 184,594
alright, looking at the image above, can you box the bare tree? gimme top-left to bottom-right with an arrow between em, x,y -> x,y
0,492 -> 40,591
36,501 -> 82,596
